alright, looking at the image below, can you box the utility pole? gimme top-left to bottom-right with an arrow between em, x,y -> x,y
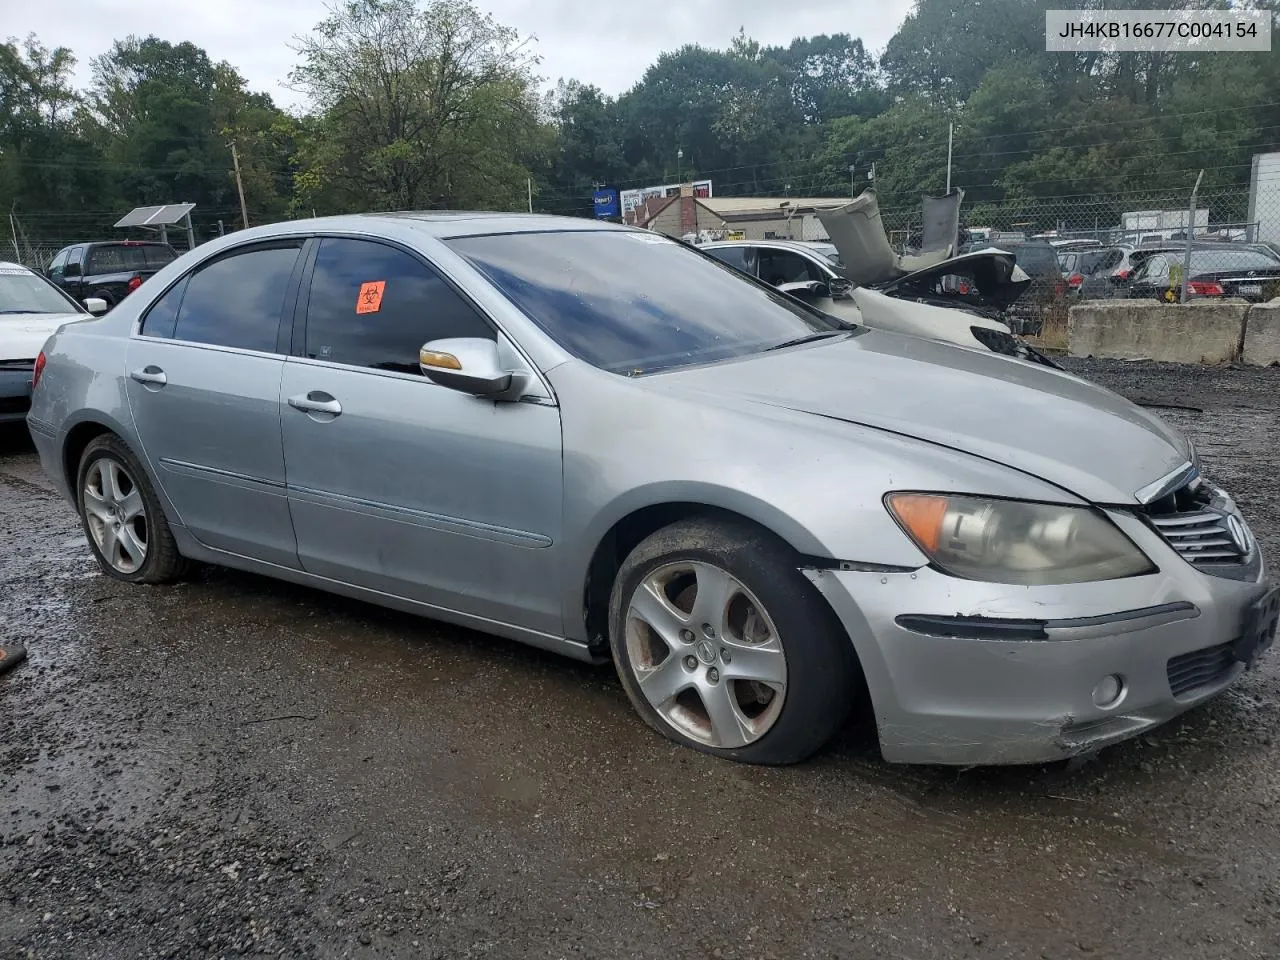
946,122 -> 954,194
849,164 -> 857,198
8,212 -> 20,263
527,178 -> 533,213
229,141 -> 250,230
1180,169 -> 1204,304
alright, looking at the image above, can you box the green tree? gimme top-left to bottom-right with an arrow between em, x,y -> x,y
289,0 -> 545,212
0,35 -> 103,223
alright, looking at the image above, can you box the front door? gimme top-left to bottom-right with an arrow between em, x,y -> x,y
125,240 -> 305,568
279,237 -> 564,635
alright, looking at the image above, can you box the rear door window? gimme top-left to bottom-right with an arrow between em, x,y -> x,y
169,243 -> 302,352
301,237 -> 495,375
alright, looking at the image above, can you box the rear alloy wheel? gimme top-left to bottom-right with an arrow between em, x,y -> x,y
77,435 -> 186,584
609,516 -> 860,764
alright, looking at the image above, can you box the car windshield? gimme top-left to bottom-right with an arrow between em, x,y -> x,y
447,230 -> 847,375
0,267 -> 78,315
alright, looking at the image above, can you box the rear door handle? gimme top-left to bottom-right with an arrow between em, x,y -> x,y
288,392 -> 342,416
129,366 -> 167,386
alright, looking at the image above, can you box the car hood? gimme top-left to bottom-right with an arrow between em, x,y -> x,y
814,190 -> 1031,307
868,247 -> 1032,309
647,331 -> 1190,505
0,312 -> 81,361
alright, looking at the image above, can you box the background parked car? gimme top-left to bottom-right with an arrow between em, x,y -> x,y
1126,246 -> 1280,302
1058,248 -> 1112,295
1000,240 -> 1066,332
46,240 -> 178,309
1076,244 -> 1183,299
699,239 -> 1055,366
0,261 -> 105,424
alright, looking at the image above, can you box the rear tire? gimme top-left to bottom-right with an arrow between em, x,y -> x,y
76,434 -> 186,584
608,515 -> 861,765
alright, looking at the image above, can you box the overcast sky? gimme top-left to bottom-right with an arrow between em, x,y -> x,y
2,0 -> 915,110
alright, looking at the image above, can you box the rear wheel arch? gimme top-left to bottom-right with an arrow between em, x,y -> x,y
61,420 -> 176,523
62,421 -> 114,494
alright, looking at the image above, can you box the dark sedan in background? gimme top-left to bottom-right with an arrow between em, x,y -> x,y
1127,246 -> 1280,303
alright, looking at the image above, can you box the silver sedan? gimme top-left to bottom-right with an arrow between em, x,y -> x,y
26,213 -> 1277,765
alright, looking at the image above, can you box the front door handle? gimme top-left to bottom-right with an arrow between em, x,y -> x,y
129,366 -> 167,386
288,392 -> 342,416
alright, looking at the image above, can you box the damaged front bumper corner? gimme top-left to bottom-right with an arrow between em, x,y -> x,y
804,534 -> 1269,765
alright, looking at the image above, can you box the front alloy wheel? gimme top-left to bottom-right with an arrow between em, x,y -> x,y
625,560 -> 787,749
609,516 -> 861,765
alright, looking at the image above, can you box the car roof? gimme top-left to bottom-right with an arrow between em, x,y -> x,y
700,238 -> 820,251
376,211 -> 636,239
200,211 -> 638,244
0,260 -> 34,272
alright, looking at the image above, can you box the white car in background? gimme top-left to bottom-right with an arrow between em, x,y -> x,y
0,261 -> 106,424
699,191 -> 1055,367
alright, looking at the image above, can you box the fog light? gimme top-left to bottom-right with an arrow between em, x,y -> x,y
1092,674 -> 1125,709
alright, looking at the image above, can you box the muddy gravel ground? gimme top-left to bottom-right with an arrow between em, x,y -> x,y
3,358 -> 1280,960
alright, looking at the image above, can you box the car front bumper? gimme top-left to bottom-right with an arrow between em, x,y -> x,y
806,508 -> 1271,765
0,366 -> 34,423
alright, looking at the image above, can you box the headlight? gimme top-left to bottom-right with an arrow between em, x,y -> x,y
884,493 -> 1155,585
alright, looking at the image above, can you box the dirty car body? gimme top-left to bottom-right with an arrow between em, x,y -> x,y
26,213 -> 1276,766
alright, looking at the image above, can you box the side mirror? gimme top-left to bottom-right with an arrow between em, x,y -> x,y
83,297 -> 109,315
827,277 -> 853,298
419,338 -> 513,397
63,262 -> 81,278
776,280 -> 828,300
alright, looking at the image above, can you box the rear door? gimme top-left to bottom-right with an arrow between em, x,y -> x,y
279,236 -> 564,634
125,240 -> 306,567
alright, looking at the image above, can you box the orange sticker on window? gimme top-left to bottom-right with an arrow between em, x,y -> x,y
356,281 -> 386,314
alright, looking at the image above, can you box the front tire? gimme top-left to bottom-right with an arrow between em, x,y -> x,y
608,515 -> 860,765
76,434 -> 186,583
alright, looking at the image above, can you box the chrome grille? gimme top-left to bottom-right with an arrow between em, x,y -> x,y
1149,509 -> 1247,564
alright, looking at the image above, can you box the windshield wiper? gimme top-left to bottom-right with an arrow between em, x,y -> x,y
765,331 -> 844,352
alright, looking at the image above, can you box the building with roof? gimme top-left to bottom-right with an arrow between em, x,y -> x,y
623,184 -> 849,242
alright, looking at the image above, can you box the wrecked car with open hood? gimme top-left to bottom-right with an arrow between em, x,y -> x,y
701,188 -> 1054,366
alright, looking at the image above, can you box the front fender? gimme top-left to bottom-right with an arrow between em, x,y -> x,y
551,360 -> 1076,643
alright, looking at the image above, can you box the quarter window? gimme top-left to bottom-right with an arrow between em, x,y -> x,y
170,243 -> 301,352
139,276 -> 191,339
303,238 -> 494,375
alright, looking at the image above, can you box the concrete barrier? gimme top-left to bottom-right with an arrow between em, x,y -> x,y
1068,301 -> 1249,364
1242,300 -> 1280,366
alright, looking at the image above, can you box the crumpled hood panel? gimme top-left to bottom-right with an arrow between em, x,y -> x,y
648,331 -> 1190,505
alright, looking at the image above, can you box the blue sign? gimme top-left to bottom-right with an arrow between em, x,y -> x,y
592,189 -> 620,218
